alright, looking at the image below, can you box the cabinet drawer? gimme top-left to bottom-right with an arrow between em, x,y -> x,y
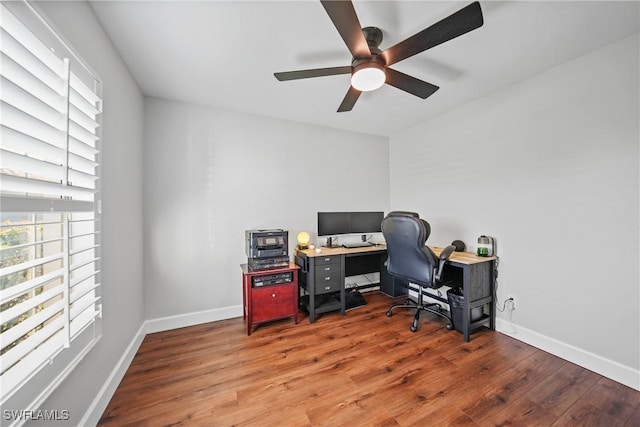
316,263 -> 338,274
252,284 -> 295,322
315,255 -> 339,266
314,273 -> 341,294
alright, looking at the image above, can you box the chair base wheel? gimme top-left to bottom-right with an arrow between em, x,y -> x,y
385,300 -> 453,334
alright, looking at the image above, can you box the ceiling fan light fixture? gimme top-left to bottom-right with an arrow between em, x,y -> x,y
274,1 -> 484,111
351,62 -> 385,92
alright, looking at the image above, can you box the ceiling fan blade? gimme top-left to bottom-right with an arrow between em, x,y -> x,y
274,66 -> 352,81
337,86 -> 362,112
385,68 -> 439,99
382,1 -> 483,66
320,0 -> 371,59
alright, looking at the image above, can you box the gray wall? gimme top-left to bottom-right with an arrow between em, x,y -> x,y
24,1 -> 145,425
143,98 -> 389,319
390,35 -> 639,373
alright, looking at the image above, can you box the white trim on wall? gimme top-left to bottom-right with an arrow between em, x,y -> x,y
496,319 -> 640,391
80,307 -> 243,424
144,305 -> 243,334
79,324 -> 146,426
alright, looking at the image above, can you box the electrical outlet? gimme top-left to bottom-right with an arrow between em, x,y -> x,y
506,295 -> 516,310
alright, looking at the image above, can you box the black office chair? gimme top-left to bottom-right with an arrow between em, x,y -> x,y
382,211 -> 456,332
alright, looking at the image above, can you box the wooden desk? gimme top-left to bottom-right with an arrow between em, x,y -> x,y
295,245 -> 389,323
295,245 -> 497,342
429,247 -> 497,342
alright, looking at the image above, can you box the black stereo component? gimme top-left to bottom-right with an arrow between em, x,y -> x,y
248,256 -> 289,271
252,272 -> 293,288
245,229 -> 288,259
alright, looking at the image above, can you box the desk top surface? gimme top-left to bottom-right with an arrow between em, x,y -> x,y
431,247 -> 497,265
296,245 -> 496,265
297,244 -> 387,258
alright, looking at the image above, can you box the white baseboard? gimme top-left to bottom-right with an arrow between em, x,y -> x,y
79,323 -> 146,426
496,318 -> 639,391
80,305 -> 243,425
144,305 -> 243,334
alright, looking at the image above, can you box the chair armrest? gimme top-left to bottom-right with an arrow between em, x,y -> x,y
435,245 -> 456,282
439,245 -> 456,261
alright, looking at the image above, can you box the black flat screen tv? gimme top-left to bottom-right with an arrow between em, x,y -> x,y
317,211 -> 384,236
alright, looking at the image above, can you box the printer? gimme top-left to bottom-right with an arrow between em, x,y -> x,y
245,229 -> 289,270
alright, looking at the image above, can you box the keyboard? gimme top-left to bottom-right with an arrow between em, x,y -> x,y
342,242 -> 374,248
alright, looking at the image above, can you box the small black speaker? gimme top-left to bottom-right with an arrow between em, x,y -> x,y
451,240 -> 466,252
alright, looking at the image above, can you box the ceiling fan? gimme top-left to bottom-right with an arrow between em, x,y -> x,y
274,1 -> 484,112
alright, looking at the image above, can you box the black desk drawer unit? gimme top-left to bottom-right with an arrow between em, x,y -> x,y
315,257 -> 341,294
295,252 -> 345,323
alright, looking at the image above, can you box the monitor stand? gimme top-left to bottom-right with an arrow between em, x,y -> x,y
322,237 -> 342,249
323,236 -> 338,248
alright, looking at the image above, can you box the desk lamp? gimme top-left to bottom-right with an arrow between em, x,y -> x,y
297,231 -> 310,250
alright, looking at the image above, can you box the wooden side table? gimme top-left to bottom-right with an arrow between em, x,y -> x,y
241,263 -> 299,335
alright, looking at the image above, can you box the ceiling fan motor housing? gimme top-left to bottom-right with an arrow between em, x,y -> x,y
362,26 -> 383,54
351,55 -> 386,72
351,27 -> 386,88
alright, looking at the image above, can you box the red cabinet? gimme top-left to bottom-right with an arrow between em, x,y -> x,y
241,263 -> 299,335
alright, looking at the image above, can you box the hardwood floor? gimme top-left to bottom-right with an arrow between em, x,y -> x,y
99,292 -> 640,426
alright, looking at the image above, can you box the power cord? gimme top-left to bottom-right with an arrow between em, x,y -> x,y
505,298 -> 516,311
496,296 -> 513,313
345,281 -> 358,289
504,300 -> 517,334
492,256 -> 516,334
495,296 -> 517,334
494,256 -> 506,312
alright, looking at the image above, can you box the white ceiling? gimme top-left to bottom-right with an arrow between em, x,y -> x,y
89,1 -> 640,137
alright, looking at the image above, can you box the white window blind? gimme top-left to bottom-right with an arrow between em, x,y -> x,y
0,1 -> 103,404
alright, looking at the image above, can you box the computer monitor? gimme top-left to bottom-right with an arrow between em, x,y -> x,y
350,211 -> 384,234
317,211 -> 384,236
317,212 -> 350,236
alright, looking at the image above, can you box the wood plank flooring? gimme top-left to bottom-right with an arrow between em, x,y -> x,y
99,292 -> 640,426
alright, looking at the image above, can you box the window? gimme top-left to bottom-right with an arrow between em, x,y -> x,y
0,1 -> 103,404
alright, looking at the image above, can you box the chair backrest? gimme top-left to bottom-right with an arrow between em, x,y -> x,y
381,211 -> 439,287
